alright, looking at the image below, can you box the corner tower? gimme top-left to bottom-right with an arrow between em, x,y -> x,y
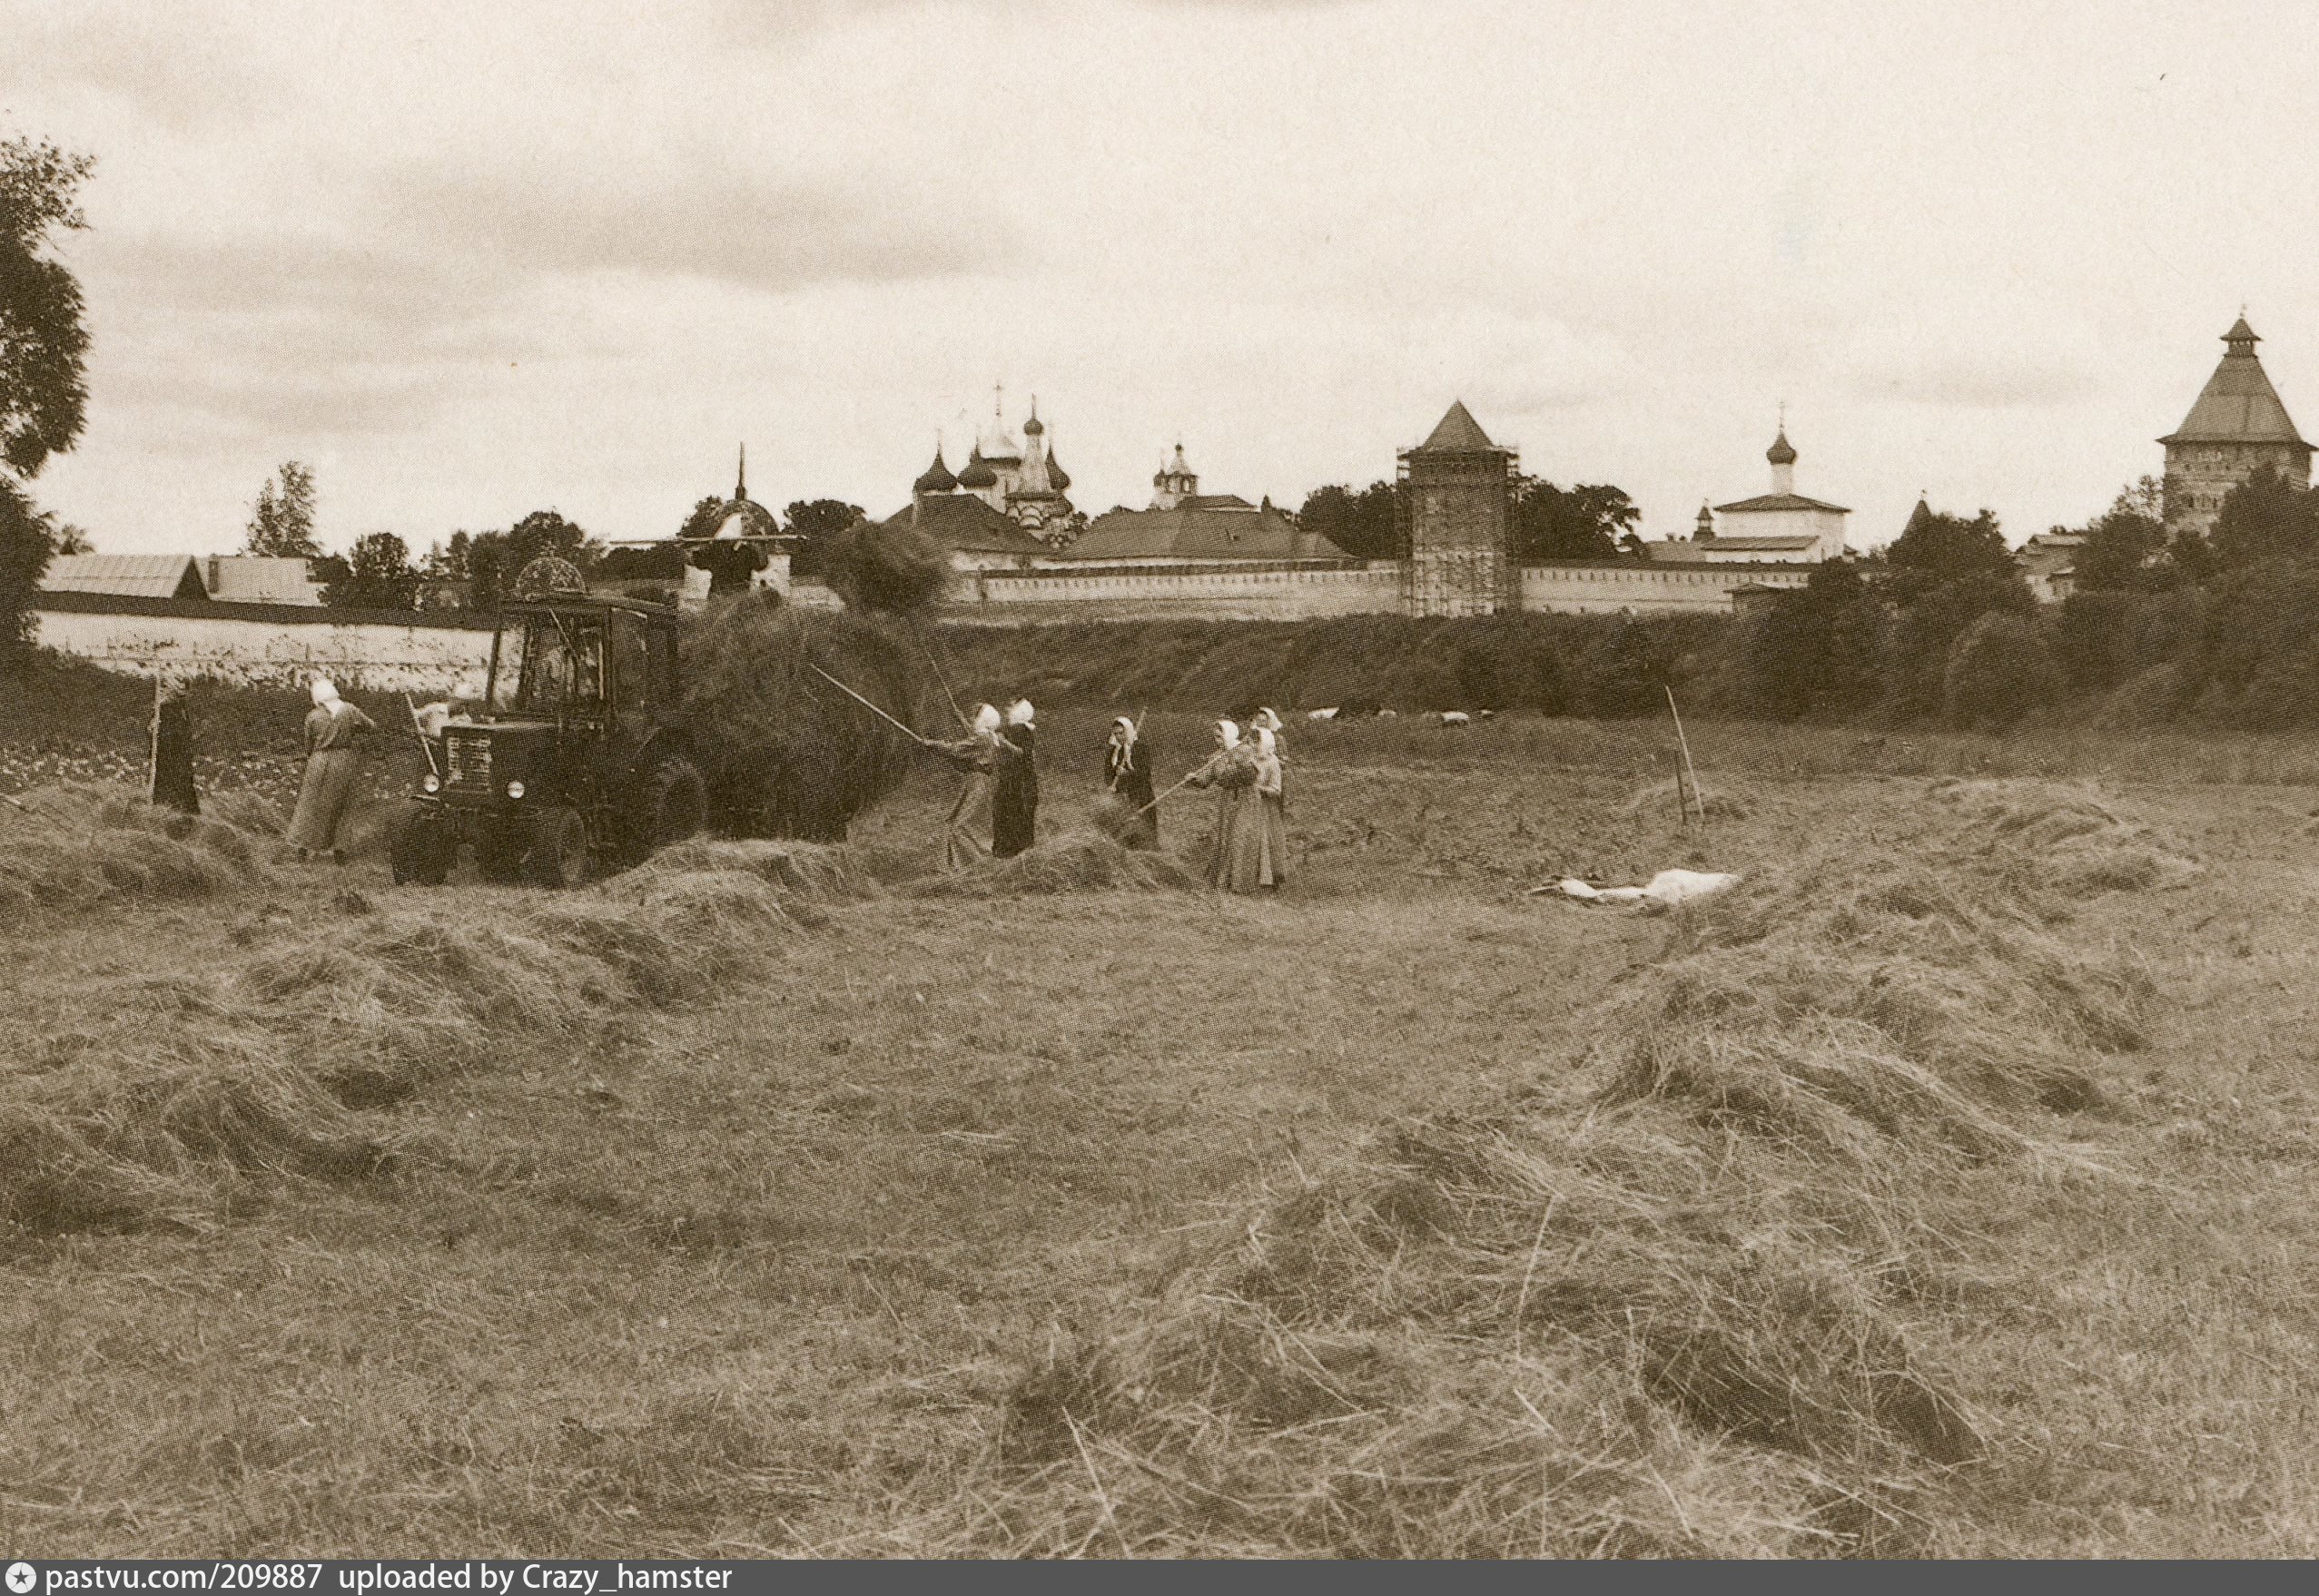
1399,399 -> 1517,617
2160,314 -> 2313,538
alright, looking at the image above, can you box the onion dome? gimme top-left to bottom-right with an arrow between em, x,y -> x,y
513,555 -> 588,599
1766,428 -> 1797,466
957,445 -> 999,489
913,443 -> 957,496
1023,397 -> 1044,437
1045,445 -> 1071,491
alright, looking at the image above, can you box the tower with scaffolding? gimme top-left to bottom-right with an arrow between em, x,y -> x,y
1397,399 -> 1519,617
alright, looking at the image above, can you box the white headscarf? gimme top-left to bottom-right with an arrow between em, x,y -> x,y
1007,699 -> 1035,727
1253,725 -> 1277,755
311,677 -> 350,718
1215,719 -> 1239,750
972,702 -> 1002,734
1110,714 -> 1136,752
1251,706 -> 1282,734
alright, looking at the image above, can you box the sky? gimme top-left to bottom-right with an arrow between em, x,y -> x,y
6,0 -> 2319,557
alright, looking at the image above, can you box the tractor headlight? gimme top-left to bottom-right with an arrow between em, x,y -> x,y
422,773 -> 440,793
506,780 -> 526,800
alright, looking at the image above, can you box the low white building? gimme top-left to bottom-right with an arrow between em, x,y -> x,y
1651,423 -> 1851,566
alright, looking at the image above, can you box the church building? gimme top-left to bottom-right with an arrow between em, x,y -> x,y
2159,314 -> 2312,539
1660,421 -> 1850,565
950,393 -> 1078,543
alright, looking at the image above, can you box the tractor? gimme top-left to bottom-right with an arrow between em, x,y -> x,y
390,570 -> 706,888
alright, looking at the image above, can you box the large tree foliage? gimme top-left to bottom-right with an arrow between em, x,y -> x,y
316,531 -> 420,610
785,498 -> 861,580
2206,464 -> 2319,571
243,460 -> 321,557
1511,478 -> 1640,562
0,135 -> 94,481
2067,478 -> 2173,592
1296,482 -> 1402,559
1,134 -> 94,671
421,510 -> 600,609
1742,561 -> 1888,721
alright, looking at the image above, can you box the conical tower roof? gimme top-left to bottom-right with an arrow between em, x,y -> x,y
2161,315 -> 2310,448
1416,399 -> 1499,452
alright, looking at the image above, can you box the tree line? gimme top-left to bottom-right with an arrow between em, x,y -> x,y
1295,476 -> 1643,561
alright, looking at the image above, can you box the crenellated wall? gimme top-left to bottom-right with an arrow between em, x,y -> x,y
1518,562 -> 1811,612
938,562 -> 1402,625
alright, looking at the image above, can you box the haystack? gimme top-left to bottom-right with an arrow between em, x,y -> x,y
682,598 -> 931,842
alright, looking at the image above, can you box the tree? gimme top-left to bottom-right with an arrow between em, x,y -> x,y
2207,464 -> 2319,570
785,498 -> 862,580
1884,504 -> 2016,596
1943,612 -> 2058,730
1511,478 -> 1640,562
0,135 -> 94,481
1,479 -> 56,667
676,494 -> 725,542
2069,479 -> 2172,592
244,460 -> 320,557
51,520 -> 91,554
317,531 -> 420,610
1297,481 -> 1402,559
1878,504 -> 2035,718
1743,560 -> 1888,720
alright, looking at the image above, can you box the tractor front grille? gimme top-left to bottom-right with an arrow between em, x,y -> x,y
444,731 -> 493,787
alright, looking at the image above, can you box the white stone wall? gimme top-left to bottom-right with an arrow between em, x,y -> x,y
33,604 -> 495,691
1520,563 -> 1811,613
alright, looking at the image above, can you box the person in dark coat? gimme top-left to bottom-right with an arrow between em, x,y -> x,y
150,684 -> 199,816
284,677 -> 379,862
992,698 -> 1039,860
1102,714 -> 1158,848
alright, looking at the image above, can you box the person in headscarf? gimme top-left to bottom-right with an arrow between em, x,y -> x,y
992,698 -> 1039,860
930,701 -> 1003,868
150,682 -> 198,816
1248,706 -> 1288,811
1102,714 -> 1158,849
285,677 -> 379,861
1250,724 -> 1288,890
1183,718 -> 1261,890
415,674 -> 487,741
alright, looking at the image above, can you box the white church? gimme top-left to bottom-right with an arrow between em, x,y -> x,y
1649,420 -> 1851,566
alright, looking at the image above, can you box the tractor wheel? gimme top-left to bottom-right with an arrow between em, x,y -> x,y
389,809 -> 452,886
525,806 -> 591,889
475,822 -> 528,883
645,755 -> 708,853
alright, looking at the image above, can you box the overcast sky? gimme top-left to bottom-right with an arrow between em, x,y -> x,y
6,0 -> 2317,557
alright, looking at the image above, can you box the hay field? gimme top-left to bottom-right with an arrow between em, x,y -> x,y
3,709 -> 2316,1557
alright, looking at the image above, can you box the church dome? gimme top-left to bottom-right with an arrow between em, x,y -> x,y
1045,446 -> 1070,491
913,445 -> 957,496
710,498 -> 777,540
957,446 -> 999,489
1766,428 -> 1797,466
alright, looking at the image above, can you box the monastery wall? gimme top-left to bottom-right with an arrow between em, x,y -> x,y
937,562 -> 1403,625
1517,562 -> 1811,613
32,593 -> 495,690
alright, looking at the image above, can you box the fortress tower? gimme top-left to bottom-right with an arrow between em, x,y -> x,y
2160,314 -> 2312,538
1398,399 -> 1518,616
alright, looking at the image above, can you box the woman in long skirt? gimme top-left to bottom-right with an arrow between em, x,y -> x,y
1248,706 -> 1288,810
1184,719 -> 1262,891
932,703 -> 1002,869
992,698 -> 1039,859
1250,724 -> 1288,891
1102,714 -> 1158,849
285,678 -> 378,861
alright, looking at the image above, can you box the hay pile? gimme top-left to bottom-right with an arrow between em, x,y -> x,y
0,783 -> 282,915
942,810 -> 2160,1556
904,831 -> 1199,899
0,849 -> 843,1243
682,598 -> 930,842
1929,778 -> 2201,899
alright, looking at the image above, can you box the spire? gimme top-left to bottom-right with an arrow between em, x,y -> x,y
1023,394 -> 1043,437
2224,312 -> 2261,354
1695,501 -> 1714,541
735,443 -> 747,501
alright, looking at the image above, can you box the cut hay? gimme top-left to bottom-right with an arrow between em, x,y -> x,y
1,842 -> 833,1244
1929,778 -> 2202,899
682,598 -> 931,842
903,831 -> 1199,898
931,795 -> 2160,1556
1623,776 -> 1756,822
0,781 -> 281,916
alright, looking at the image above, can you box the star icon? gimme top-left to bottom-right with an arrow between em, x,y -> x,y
5,1562 -> 37,1595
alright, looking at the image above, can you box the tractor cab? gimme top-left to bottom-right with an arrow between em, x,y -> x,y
391,560 -> 706,887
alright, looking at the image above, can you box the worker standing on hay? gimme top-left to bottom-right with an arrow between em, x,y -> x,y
993,698 -> 1039,859
150,681 -> 199,816
1184,719 -> 1264,891
931,702 -> 1003,868
1250,724 -> 1288,891
285,677 -> 378,862
1103,714 -> 1158,848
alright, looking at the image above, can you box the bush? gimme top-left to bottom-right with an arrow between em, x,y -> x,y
1943,612 -> 2058,730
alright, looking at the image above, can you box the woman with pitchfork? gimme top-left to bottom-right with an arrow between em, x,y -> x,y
929,702 -> 1004,869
